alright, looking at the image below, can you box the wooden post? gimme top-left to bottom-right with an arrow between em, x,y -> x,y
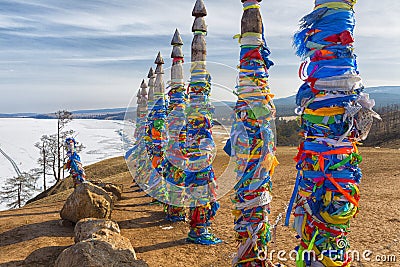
186,0 -> 221,245
140,79 -> 148,117
240,0 -> 262,34
42,141 -> 46,191
139,79 -> 147,113
62,148 -> 65,180
286,1 -> 380,266
136,88 -> 141,120
191,0 -> 207,62
129,78 -> 150,187
147,67 -> 155,110
164,28 -> 187,222
65,138 -> 86,185
144,52 -> 168,203
140,80 -> 148,146
171,29 -> 184,81
230,0 -> 277,265
57,119 -> 61,181
134,86 -> 142,141
154,52 -> 165,95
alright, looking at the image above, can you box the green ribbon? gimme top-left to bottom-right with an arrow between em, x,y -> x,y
329,152 -> 362,170
154,119 -> 165,131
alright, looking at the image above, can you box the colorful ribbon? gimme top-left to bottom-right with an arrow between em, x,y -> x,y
185,62 -> 221,245
286,1 -> 379,266
126,84 -> 151,188
145,59 -> 168,203
65,138 -> 85,185
227,1 -> 278,266
163,52 -> 187,222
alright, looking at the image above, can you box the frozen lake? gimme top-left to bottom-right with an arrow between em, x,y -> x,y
0,118 -> 133,210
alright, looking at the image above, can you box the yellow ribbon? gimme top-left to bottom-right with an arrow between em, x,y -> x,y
304,107 -> 345,116
315,2 -> 355,11
269,156 -> 279,176
243,4 -> 260,11
233,32 -> 262,43
236,154 -> 262,159
320,204 -> 357,225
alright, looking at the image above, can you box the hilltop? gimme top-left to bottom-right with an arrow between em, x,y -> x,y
0,142 -> 399,266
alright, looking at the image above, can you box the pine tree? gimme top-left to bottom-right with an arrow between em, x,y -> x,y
0,172 -> 38,209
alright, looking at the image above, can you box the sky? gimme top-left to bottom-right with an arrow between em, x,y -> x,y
0,0 -> 399,113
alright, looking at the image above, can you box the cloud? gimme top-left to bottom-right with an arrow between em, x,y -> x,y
0,0 -> 399,113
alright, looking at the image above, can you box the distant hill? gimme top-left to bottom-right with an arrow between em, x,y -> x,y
274,86 -> 400,117
366,86 -> 400,95
72,108 -> 127,115
0,113 -> 37,118
365,86 -> 400,107
273,95 -> 297,117
0,108 -> 131,120
1,86 -> 398,120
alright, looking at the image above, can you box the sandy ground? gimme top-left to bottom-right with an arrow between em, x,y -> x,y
0,135 -> 399,266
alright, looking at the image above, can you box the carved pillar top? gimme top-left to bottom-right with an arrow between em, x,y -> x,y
154,52 -> 165,94
136,84 -> 141,117
241,0 -> 263,35
171,29 -> 184,59
140,79 -> 148,95
191,0 -> 207,62
140,79 -> 148,110
136,89 -> 141,105
171,29 -> 184,81
147,67 -> 155,102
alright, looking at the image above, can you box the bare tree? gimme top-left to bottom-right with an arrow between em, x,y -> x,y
34,134 -> 57,189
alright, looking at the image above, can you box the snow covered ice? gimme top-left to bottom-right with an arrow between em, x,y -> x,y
0,118 -> 134,210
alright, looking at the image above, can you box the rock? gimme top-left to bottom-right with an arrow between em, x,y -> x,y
74,218 -> 121,243
60,182 -> 113,223
55,218 -> 148,267
54,240 -> 148,267
90,180 -> 123,200
102,184 -> 123,200
59,219 -> 75,228
23,245 -> 69,267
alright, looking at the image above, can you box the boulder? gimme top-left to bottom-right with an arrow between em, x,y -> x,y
23,245 -> 69,267
54,240 -> 148,267
74,218 -> 121,243
55,218 -> 148,267
102,183 -> 123,200
60,182 -> 113,223
90,180 -> 123,200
